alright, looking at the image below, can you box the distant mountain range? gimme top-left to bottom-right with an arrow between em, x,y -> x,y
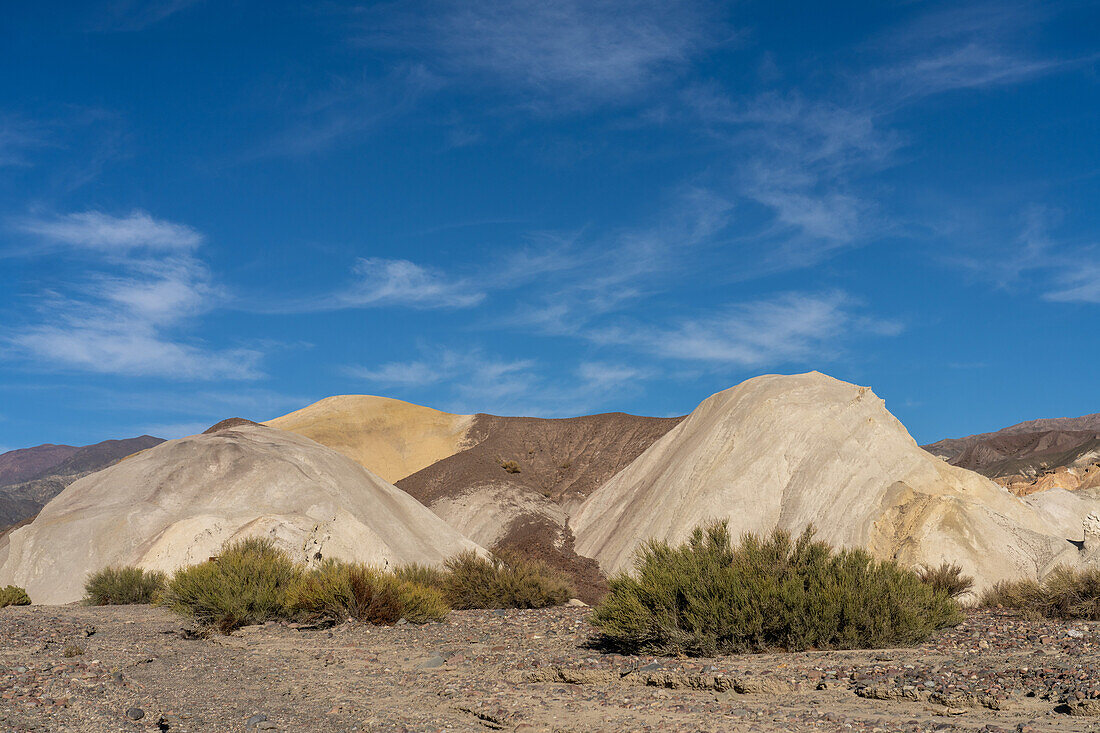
0,436 -> 164,530
923,414 -> 1100,496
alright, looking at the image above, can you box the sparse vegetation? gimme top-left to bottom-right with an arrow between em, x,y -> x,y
0,585 -> 30,608
84,566 -> 167,605
159,537 -> 576,633
916,562 -> 974,599
442,550 -> 573,609
63,643 -> 84,657
590,522 -> 962,656
980,565 -> 1100,620
499,459 -> 522,474
393,562 -> 447,589
160,537 -> 302,633
291,560 -> 447,624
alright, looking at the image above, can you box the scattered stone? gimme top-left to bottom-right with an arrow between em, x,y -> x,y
126,707 -> 144,720
419,655 -> 446,669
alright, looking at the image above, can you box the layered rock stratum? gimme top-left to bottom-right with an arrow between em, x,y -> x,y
395,413 -> 683,601
572,372 -> 1100,588
0,422 -> 482,604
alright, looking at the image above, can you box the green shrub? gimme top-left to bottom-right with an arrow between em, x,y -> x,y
0,585 -> 30,608
291,560 -> 448,624
393,562 -> 447,589
84,566 -> 167,605
590,522 -> 962,656
981,565 -> 1100,620
160,537 -> 302,633
443,550 -> 573,609
916,562 -> 974,599
979,577 -> 1044,610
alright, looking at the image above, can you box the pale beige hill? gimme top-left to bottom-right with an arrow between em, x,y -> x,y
265,395 -> 474,483
572,372 -> 1100,589
0,423 -> 483,604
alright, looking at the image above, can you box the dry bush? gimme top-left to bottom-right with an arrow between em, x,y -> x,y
160,536 -> 302,633
393,562 -> 447,589
291,560 -> 447,624
916,562 -> 974,599
84,566 -> 167,605
63,643 -> 84,657
979,578 -> 1044,610
499,459 -> 521,474
590,522 -> 962,656
444,550 -> 573,609
0,585 -> 30,608
982,566 -> 1100,620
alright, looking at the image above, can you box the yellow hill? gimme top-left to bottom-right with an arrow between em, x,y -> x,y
265,395 -> 474,483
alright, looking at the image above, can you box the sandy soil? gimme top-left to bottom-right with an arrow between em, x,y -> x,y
3,605 -> 1100,732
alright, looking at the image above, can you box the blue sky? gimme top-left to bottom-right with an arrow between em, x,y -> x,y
1,0 -> 1099,450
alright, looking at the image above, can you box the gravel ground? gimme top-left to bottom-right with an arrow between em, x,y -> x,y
2,605 -> 1100,732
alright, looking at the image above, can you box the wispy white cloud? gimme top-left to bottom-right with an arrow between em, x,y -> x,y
951,204 -> 1100,304
867,3 -> 1068,100
248,63 -> 444,159
333,257 -> 485,310
593,292 -> 901,366
356,0 -> 727,110
5,210 -> 260,380
345,347 -> 651,416
1048,263 -> 1100,304
0,116 -> 44,167
873,43 -> 1061,99
685,88 -> 898,259
95,0 -> 204,31
498,187 -> 735,334
16,210 -> 203,253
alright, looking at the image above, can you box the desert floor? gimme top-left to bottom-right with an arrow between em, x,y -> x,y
2,605 -> 1100,732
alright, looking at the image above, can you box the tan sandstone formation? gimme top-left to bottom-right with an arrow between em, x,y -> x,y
265,395 -> 475,484
572,372 -> 1099,589
0,423 -> 483,604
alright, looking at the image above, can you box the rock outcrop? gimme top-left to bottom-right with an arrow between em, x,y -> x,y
0,423 -> 482,604
396,413 -> 684,602
572,372 -> 1099,589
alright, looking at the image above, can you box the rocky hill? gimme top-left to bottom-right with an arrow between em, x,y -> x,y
395,412 -> 683,601
0,422 -> 482,604
265,395 -> 475,484
572,372 -> 1100,589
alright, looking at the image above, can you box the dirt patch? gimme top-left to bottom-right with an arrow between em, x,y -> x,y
3,606 -> 1100,732
396,412 -> 683,602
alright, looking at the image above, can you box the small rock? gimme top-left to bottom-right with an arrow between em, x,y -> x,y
126,707 -> 145,720
1067,629 -> 1085,639
419,655 -> 446,669
566,598 -> 588,607
246,713 -> 269,728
